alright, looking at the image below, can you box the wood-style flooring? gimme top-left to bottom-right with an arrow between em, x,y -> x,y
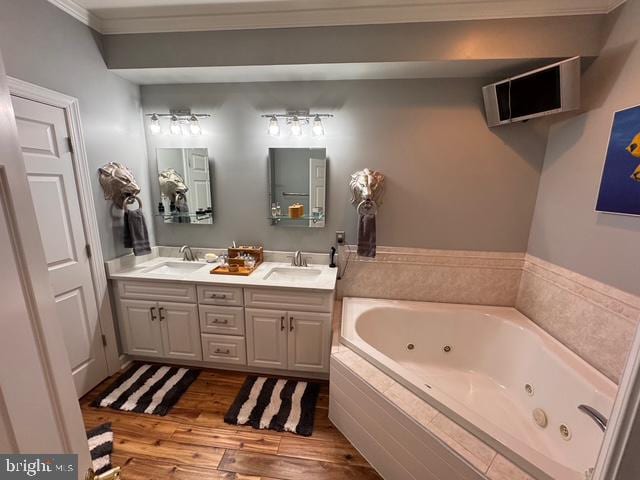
80,366 -> 382,480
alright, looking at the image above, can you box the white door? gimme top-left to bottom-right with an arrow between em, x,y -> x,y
245,308 -> 288,369
0,56 -> 91,472
11,94 -> 109,397
184,149 -> 211,212
120,299 -> 163,357
159,302 -> 202,361
308,156 -> 326,227
287,311 -> 331,373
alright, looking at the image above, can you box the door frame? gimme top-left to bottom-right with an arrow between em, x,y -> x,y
0,56 -> 91,473
593,322 -> 640,479
7,76 -> 120,376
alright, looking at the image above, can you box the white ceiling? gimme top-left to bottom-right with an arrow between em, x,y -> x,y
49,0 -> 625,34
112,59 -> 549,85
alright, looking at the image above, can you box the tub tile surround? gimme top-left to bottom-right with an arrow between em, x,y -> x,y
331,346 -> 536,479
516,255 -> 640,383
336,244 -> 640,383
337,245 -> 524,306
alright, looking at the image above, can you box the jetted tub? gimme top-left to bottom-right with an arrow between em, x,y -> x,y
340,298 -> 617,480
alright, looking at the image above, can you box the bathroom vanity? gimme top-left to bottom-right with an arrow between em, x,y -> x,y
106,250 -> 337,378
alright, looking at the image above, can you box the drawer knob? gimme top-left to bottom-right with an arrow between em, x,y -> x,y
212,318 -> 229,324
214,348 -> 231,355
210,293 -> 227,299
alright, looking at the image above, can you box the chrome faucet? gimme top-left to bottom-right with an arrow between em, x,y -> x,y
180,245 -> 198,261
291,250 -> 308,267
578,404 -> 608,432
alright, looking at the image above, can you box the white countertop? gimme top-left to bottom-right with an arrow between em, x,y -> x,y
106,250 -> 338,292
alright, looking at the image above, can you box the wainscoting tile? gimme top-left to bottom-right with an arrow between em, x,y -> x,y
337,246 -> 524,306
487,455 -> 535,480
516,255 -> 640,382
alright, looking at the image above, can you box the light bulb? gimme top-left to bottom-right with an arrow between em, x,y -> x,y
189,115 -> 201,135
169,115 -> 181,135
312,115 -> 324,137
290,116 -> 302,136
149,113 -> 161,135
268,115 -> 280,136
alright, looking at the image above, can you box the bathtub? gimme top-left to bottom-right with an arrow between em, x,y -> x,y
340,297 -> 617,480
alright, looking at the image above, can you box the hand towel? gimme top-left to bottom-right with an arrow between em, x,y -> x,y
175,197 -> 191,224
124,210 -> 151,256
357,213 -> 376,258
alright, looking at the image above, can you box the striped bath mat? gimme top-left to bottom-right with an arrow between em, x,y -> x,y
86,423 -> 113,475
225,376 -> 321,436
91,363 -> 200,416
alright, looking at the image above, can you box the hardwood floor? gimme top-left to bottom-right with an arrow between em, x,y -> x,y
80,367 -> 382,480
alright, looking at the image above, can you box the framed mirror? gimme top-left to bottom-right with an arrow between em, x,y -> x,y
268,148 -> 326,228
155,148 -> 213,224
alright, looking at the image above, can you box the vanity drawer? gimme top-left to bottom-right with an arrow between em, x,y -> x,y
244,288 -> 333,313
199,305 -> 245,336
201,334 -> 246,365
117,280 -> 197,303
197,285 -> 244,306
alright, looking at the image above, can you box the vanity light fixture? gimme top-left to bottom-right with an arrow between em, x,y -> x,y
149,113 -> 161,135
189,115 -> 202,135
268,115 -> 280,136
290,116 -> 302,136
312,115 -> 325,137
145,110 -> 211,136
261,111 -> 333,137
169,115 -> 181,135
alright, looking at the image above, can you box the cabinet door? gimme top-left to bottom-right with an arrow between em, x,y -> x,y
159,302 -> 202,361
245,308 -> 288,369
119,299 -> 163,357
287,311 -> 331,373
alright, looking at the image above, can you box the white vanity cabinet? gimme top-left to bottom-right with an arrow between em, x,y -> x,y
245,308 -> 288,369
287,311 -> 332,372
119,299 -> 164,357
117,282 -> 202,361
245,288 -> 333,373
114,279 -> 333,376
245,309 -> 331,373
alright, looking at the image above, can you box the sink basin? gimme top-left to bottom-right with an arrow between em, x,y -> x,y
144,261 -> 206,276
263,267 -> 322,283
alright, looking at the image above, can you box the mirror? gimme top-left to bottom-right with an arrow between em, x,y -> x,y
155,148 -> 213,224
268,148 -> 326,228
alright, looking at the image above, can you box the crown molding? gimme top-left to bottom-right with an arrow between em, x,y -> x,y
48,0 -> 624,35
47,0 -> 103,31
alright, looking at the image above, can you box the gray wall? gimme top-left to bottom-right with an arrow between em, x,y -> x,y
103,15 -> 604,69
0,0 -> 152,260
527,0 -> 640,296
142,79 -> 549,252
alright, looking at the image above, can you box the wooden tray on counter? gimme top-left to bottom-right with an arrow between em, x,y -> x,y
210,265 -> 257,276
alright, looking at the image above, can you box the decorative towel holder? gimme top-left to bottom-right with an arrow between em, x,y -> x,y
98,162 -> 142,209
124,195 -> 143,210
349,168 -> 385,214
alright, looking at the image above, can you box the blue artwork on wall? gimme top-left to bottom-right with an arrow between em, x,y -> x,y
596,104 -> 640,216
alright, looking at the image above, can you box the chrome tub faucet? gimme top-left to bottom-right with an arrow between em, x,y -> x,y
578,404 -> 608,432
